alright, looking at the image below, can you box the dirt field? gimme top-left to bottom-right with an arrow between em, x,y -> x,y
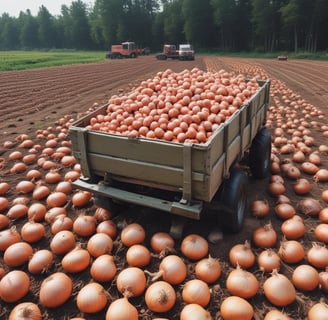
0,56 -> 328,319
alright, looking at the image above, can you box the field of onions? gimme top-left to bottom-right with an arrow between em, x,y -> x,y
0,56 -> 328,319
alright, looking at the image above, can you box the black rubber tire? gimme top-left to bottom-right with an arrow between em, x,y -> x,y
218,168 -> 248,233
249,128 -> 271,179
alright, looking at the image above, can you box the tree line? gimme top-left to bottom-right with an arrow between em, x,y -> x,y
0,0 -> 327,53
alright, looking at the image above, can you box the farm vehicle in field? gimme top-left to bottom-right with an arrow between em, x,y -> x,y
106,41 -> 139,59
69,76 -> 271,236
155,44 -> 195,60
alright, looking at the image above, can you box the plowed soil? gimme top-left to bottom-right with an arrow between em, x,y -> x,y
0,56 -> 328,319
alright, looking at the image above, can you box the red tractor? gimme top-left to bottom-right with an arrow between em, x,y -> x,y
106,42 -> 138,59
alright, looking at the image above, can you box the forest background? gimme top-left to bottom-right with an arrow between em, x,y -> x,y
0,0 -> 327,55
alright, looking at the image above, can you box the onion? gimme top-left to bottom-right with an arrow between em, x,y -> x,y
4,241 -> 33,267
73,214 -> 97,237
87,232 -> 113,258
16,180 -> 35,193
76,282 -> 108,313
308,302 -> 328,320
96,220 -> 118,239
182,279 -> 211,306
105,297 -> 138,320
180,233 -> 209,260
293,178 -> 311,195
39,272 -> 73,307
7,203 -> 28,220
226,265 -> 259,298
298,198 -> 322,217
46,191 -> 67,207
220,296 -> 254,320
268,182 -> 286,196
0,197 -> 9,212
28,249 -> 54,274
252,223 -> 277,248
314,224 -> 328,243
0,214 -> 9,230
50,230 -> 76,255
264,310 -> 291,320
322,190 -> 328,203
0,226 -> 21,251
116,267 -> 146,297
94,206 -> 113,222
180,303 -> 212,320
61,248 -> 91,273
126,244 -> 151,267
195,256 -> 222,284
319,271 -> 328,292
301,162 -> 319,175
51,215 -> 73,234
257,249 -> 281,272
27,203 -> 47,221
9,302 -> 42,320
150,231 -> 175,253
307,243 -> 328,268
278,239 -> 304,264
90,254 -> 117,282
229,241 -> 255,269
120,222 -> 146,247
263,270 -> 296,306
314,169 -> 328,182
275,203 -> 296,220
250,199 -> 270,218
292,264 -> 319,291
72,190 -> 92,207
281,216 -> 305,239
150,254 -> 187,285
0,270 -> 30,303
21,221 -> 45,243
145,281 -> 176,313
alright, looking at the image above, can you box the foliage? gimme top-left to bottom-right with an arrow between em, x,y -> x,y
0,0 -> 327,52
0,51 -> 105,71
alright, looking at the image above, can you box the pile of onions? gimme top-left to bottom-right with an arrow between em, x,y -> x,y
86,68 -> 260,144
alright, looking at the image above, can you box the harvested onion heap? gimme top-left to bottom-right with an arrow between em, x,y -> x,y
87,68 -> 260,143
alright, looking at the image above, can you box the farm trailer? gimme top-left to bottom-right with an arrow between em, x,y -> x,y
69,80 -> 271,234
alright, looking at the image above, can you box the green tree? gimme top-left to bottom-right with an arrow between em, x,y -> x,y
182,0 -> 215,48
19,10 -> 39,49
0,14 -> 20,49
70,0 -> 93,49
251,0 -> 282,52
162,0 -> 184,44
37,6 -> 57,48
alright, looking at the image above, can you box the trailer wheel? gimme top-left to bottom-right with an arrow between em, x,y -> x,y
249,128 -> 271,179
217,168 -> 248,233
